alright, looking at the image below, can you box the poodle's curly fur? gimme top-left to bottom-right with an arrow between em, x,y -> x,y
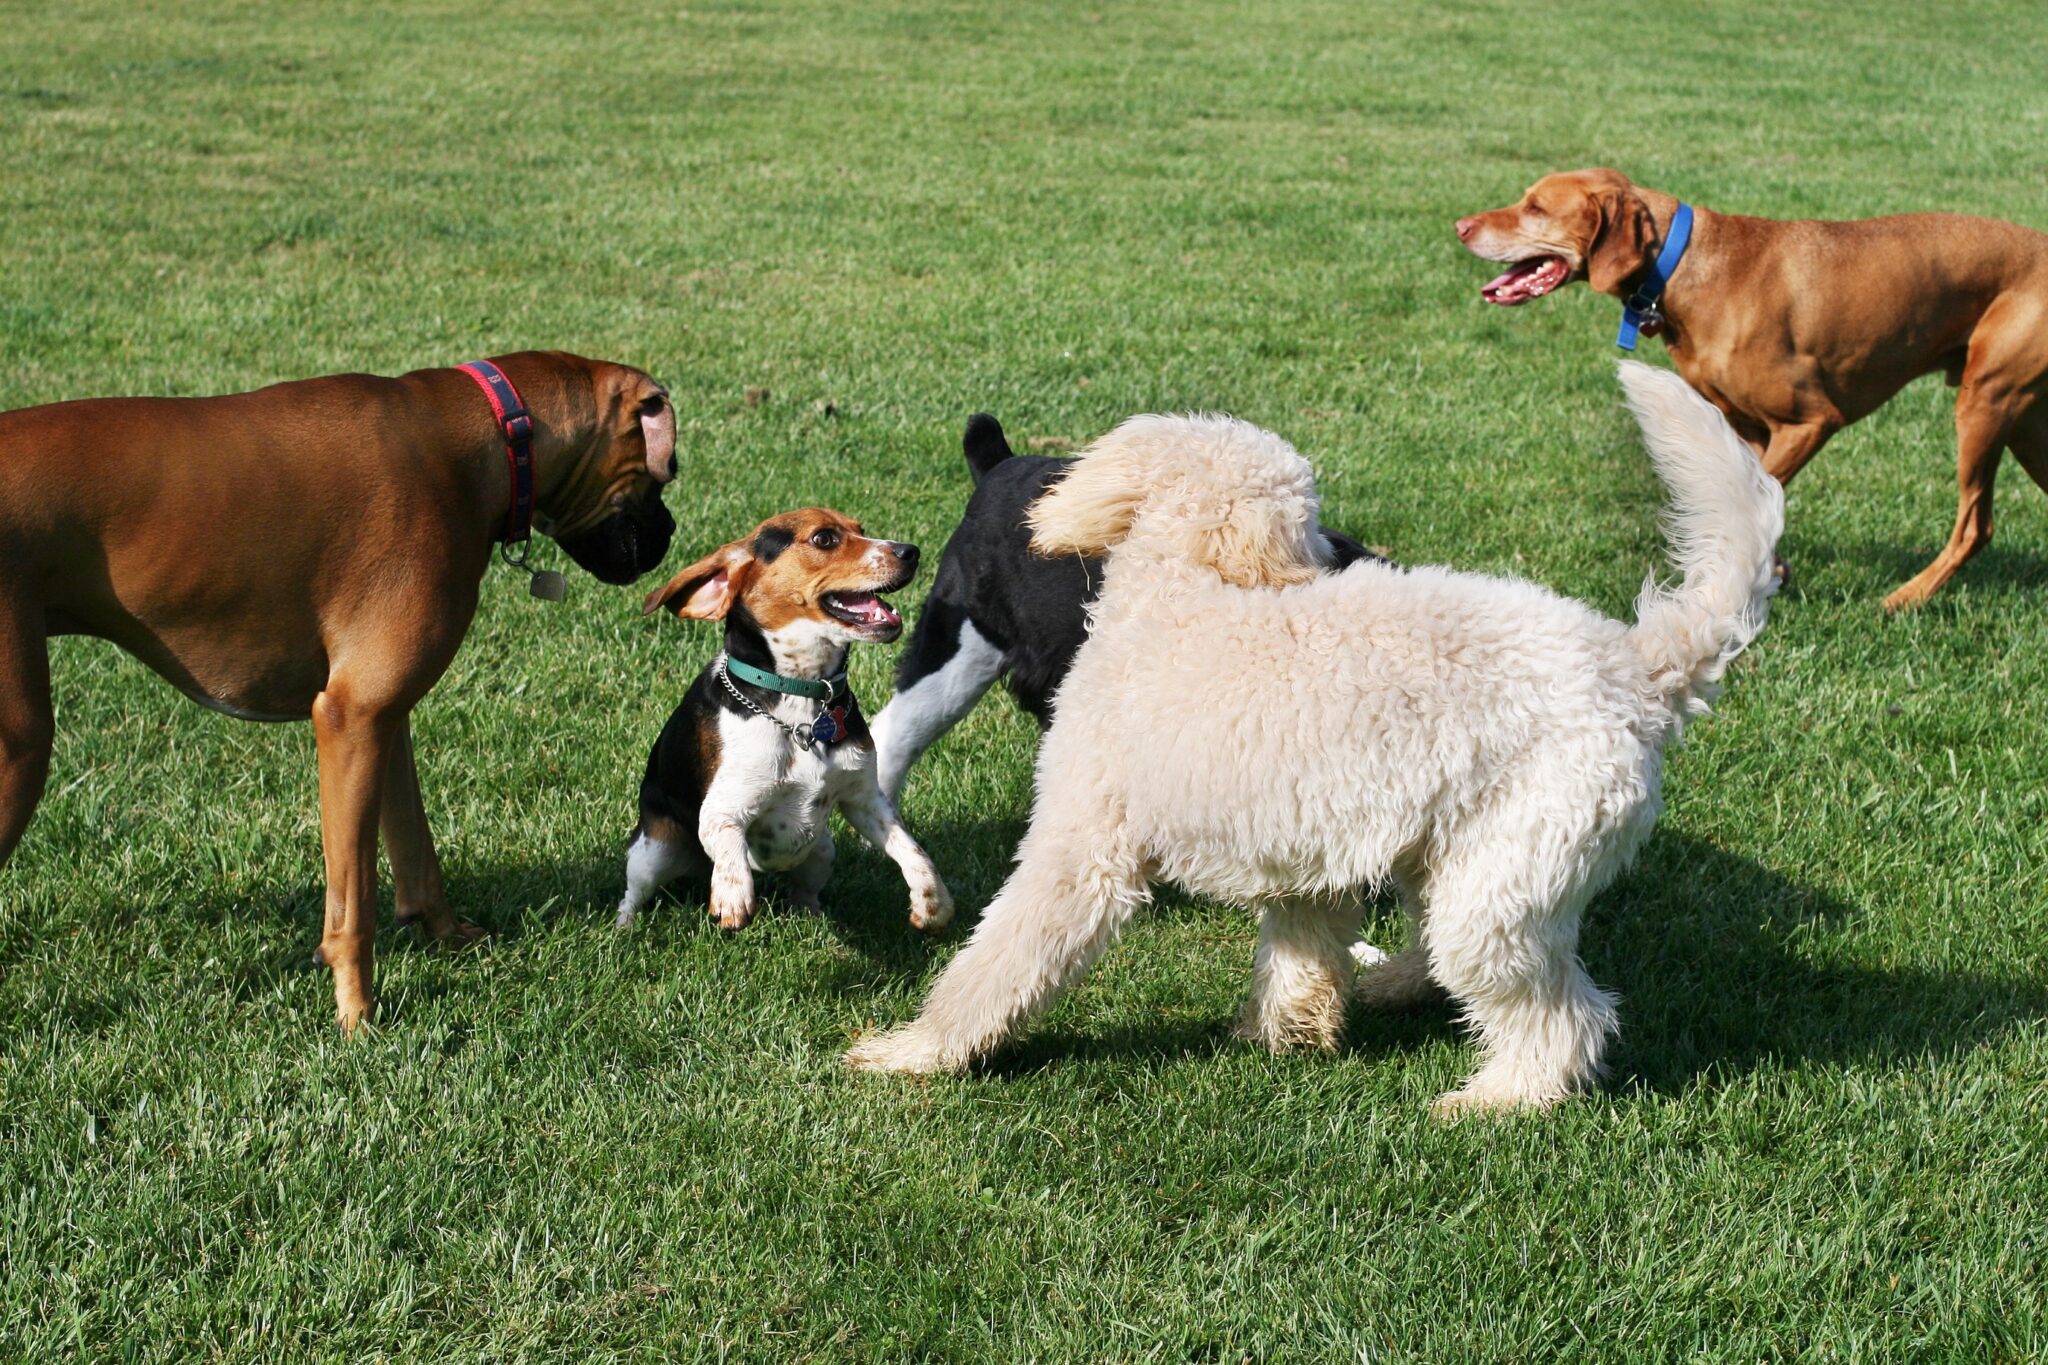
848,363 -> 1784,1114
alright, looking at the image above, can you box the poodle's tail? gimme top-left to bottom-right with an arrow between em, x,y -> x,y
1618,361 -> 1785,718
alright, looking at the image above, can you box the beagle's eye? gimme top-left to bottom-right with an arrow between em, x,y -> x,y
809,528 -> 841,551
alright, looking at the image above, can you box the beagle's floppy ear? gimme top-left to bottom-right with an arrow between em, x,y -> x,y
1027,422 -> 1155,558
1586,181 -> 1656,296
642,542 -> 754,619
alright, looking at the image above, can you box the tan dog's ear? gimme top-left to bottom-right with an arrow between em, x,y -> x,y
1027,427 -> 1153,558
642,543 -> 754,619
1586,185 -> 1656,296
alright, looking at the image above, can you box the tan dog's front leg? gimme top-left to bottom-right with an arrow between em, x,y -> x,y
312,688 -> 401,1032
380,719 -> 483,948
0,596 -> 54,870
699,815 -> 757,930
1759,420 -> 1835,484
838,788 -> 953,932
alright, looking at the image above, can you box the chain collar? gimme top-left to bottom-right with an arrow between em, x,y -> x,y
717,654 -> 852,750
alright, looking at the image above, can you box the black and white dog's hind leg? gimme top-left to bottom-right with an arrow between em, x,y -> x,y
871,593 -> 1007,803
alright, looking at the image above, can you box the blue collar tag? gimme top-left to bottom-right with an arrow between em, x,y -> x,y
1617,203 -> 1694,351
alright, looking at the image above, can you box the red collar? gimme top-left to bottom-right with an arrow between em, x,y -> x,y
457,360 -> 535,545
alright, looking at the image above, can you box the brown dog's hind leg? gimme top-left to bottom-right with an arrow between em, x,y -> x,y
0,598 -> 54,869
1883,401 -> 2010,611
380,718 -> 482,948
312,686 -> 403,1032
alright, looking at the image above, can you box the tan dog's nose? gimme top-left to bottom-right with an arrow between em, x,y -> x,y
1454,216 -> 1478,242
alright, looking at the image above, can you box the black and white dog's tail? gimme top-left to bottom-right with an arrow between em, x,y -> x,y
963,412 -> 1017,484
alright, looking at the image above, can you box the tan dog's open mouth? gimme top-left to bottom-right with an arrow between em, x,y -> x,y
822,589 -> 903,638
1481,256 -> 1570,305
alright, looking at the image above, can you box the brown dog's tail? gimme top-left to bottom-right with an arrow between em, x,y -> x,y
1619,362 -> 1785,718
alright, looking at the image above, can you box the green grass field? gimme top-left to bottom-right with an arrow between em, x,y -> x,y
4,0 -> 2047,1358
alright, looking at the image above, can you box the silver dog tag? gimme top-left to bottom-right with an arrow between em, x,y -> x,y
528,571 -> 568,602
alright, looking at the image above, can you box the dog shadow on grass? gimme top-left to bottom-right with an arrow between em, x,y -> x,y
1589,831 -> 2046,1098
22,809 -> 2036,1094
798,813 -> 2048,1096
1786,534 -> 2048,606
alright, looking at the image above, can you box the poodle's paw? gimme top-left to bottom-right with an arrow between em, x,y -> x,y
1232,996 -> 1345,1054
1428,1083 -> 1559,1121
845,1024 -> 964,1075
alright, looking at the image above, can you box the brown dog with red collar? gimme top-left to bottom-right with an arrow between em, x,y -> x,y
1457,169 -> 2048,610
0,351 -> 678,1029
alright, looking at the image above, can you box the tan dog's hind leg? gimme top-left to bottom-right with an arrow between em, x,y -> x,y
1884,400 -> 2010,611
381,719 -> 482,948
313,687 -> 402,1032
0,597 -> 53,869
1235,895 -> 1359,1052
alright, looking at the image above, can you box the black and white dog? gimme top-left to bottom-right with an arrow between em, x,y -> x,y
870,415 -> 1381,799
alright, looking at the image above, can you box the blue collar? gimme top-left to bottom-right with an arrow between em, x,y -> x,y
1616,203 -> 1694,351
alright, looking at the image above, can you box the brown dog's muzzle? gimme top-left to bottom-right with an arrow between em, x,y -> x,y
555,490 -> 677,585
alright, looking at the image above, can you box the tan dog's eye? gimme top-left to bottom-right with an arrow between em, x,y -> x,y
810,528 -> 841,551
1526,201 -> 1547,217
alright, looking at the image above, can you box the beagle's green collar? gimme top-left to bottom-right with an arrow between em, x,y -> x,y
720,652 -> 845,702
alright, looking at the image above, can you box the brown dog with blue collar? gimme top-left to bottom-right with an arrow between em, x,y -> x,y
0,351 -> 677,1030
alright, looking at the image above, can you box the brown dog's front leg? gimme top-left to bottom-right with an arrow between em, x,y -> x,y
312,687 -> 401,1032
380,718 -> 483,948
0,598 -> 54,870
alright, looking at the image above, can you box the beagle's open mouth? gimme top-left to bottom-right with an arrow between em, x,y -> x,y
822,589 -> 903,636
1481,255 -> 1570,305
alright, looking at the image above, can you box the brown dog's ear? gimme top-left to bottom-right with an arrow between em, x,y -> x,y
642,543 -> 753,619
1586,185 -> 1656,296
637,385 -> 676,483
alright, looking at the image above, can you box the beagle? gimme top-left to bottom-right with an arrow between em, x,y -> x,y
615,508 -> 954,934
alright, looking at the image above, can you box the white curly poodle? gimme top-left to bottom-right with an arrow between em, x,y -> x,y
849,362 -> 1784,1115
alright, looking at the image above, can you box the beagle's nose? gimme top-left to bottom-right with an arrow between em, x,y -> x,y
1454,216 -> 1478,242
892,542 -> 919,569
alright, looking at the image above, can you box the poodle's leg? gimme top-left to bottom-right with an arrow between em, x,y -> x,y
1353,866 -> 1447,1011
1425,855 -> 1619,1118
1235,895 -> 1360,1052
846,819 -> 1148,1074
